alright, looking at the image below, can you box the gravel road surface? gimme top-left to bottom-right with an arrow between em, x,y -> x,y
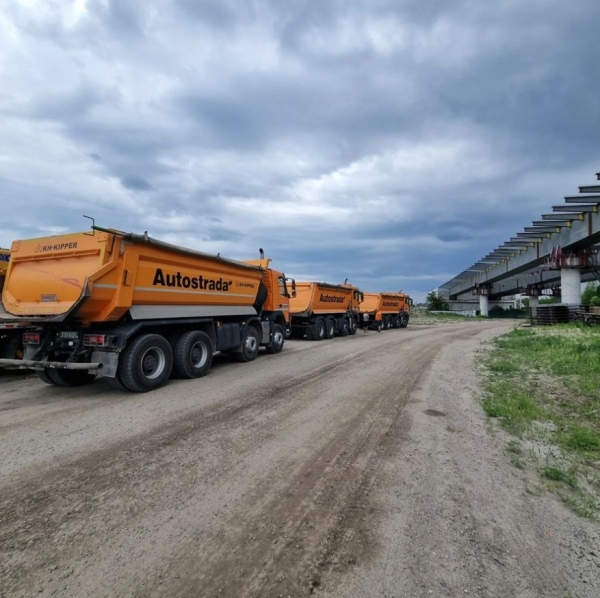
1,321 -> 598,598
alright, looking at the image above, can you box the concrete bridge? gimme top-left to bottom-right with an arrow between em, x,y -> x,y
438,171 -> 600,315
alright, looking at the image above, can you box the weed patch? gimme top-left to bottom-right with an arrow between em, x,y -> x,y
560,426 -> 600,454
479,324 -> 600,517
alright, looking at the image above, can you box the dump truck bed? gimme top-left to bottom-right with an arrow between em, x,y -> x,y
361,292 -> 408,314
2,230 -> 265,324
289,282 -> 353,317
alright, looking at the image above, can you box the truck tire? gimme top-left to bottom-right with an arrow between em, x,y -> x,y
266,324 -> 285,354
384,316 -> 392,330
174,330 -> 213,378
311,318 -> 326,341
106,372 -> 128,391
339,318 -> 350,336
400,314 -> 408,328
393,315 -> 401,328
235,326 -> 260,362
118,334 -> 173,392
37,369 -> 56,386
47,369 -> 97,387
348,317 -> 358,335
325,317 -> 336,339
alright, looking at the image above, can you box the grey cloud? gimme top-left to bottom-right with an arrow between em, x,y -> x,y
204,225 -> 244,242
0,0 -> 599,301
20,83 -> 114,122
174,0 -> 239,28
120,175 -> 152,191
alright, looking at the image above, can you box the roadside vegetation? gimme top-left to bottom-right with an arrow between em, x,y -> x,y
410,306 -> 467,324
582,281 -> 600,307
479,324 -> 600,517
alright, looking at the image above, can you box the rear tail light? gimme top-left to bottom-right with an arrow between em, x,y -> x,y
23,332 -> 41,344
83,334 -> 109,347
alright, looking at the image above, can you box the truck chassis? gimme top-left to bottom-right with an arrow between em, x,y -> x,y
10,311 -> 287,392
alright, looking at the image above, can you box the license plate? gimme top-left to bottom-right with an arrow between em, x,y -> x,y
58,331 -> 79,339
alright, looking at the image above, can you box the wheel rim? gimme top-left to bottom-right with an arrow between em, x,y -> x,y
318,322 -> 325,338
273,330 -> 284,347
141,347 -> 166,379
190,341 -> 208,368
245,333 -> 258,352
328,323 -> 334,336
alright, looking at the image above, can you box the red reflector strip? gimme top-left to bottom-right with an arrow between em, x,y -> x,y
83,334 -> 108,346
23,333 -> 41,344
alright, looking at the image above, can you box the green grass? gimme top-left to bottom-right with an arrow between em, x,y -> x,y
506,440 -> 522,454
482,387 -> 544,434
561,491 -> 598,518
560,426 -> 600,453
479,324 -> 600,517
540,465 -> 578,488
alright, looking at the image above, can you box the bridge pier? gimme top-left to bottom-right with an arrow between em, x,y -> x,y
560,268 -> 582,305
529,295 -> 539,316
479,294 -> 489,317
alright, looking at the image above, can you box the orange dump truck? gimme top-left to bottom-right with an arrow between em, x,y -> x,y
289,282 -> 362,340
360,292 -> 412,330
0,228 -> 294,392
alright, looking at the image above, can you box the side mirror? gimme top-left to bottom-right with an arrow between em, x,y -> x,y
285,278 -> 296,298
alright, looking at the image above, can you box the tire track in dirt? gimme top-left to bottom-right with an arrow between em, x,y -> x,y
0,333 -> 417,595
0,323 -> 495,598
150,328 -> 483,597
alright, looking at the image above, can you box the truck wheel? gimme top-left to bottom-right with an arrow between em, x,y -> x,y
37,369 -> 56,386
339,318 -> 350,337
325,317 -> 336,339
385,316 -> 393,330
311,318 -> 326,341
266,324 -> 285,354
118,334 -> 173,392
107,373 -> 128,391
47,369 -> 97,387
400,314 -> 408,328
393,315 -> 401,329
348,318 -> 358,335
174,330 -> 213,378
235,326 -> 260,362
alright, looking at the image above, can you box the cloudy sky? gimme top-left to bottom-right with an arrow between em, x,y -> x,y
1,0 -> 599,301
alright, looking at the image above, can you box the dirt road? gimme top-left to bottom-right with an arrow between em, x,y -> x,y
0,321 -> 597,598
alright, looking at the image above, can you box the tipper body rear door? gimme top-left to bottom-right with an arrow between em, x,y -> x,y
3,232 -> 113,318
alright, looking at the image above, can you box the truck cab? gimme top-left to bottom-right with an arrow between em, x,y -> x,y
244,257 -> 296,334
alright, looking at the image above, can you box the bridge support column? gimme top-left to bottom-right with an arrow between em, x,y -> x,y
479,294 -> 489,317
529,295 -> 539,317
560,268 -> 582,305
